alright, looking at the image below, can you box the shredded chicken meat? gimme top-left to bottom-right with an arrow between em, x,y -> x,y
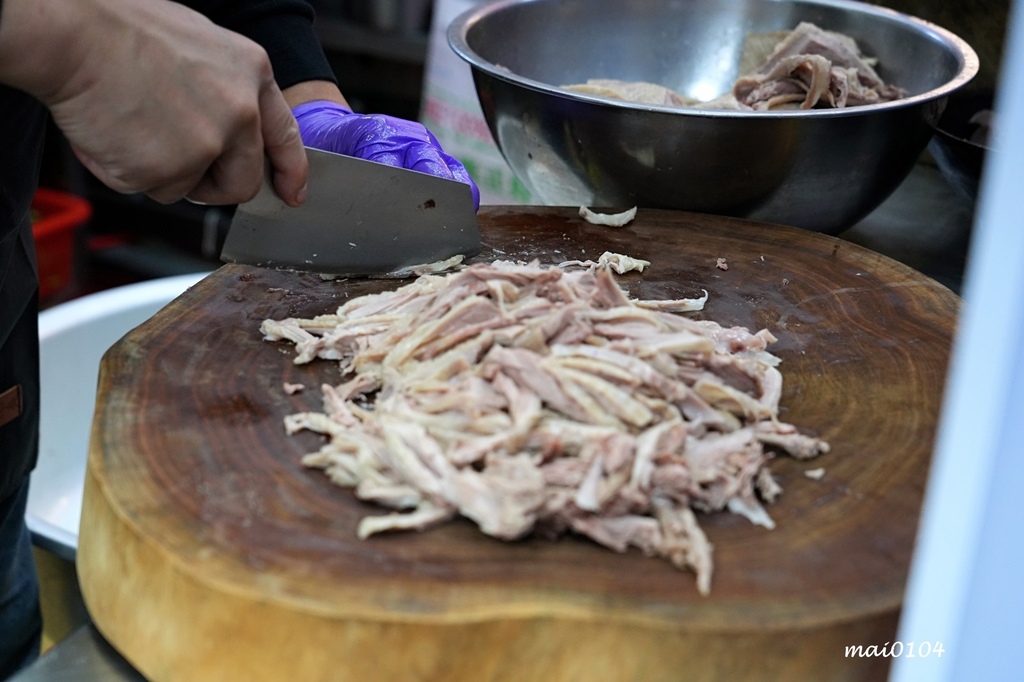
563,22 -> 906,111
262,260 -> 829,595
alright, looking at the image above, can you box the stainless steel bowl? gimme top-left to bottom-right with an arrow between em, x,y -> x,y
448,0 -> 978,233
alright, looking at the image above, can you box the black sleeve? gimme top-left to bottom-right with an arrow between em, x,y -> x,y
178,0 -> 337,90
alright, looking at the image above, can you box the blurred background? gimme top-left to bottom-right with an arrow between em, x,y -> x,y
32,0 -> 1012,310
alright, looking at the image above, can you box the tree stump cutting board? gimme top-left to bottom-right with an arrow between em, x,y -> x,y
77,206 -> 959,681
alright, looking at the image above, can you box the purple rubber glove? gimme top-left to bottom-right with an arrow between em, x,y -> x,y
293,100 -> 480,209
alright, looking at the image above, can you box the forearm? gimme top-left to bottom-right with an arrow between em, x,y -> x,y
0,0 -> 92,101
1,0 -> 340,111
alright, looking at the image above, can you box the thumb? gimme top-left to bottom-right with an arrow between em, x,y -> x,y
261,84 -> 309,206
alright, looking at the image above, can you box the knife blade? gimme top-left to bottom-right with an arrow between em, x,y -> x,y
220,147 -> 480,276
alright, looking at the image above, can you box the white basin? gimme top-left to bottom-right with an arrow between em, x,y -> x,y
27,273 -> 208,560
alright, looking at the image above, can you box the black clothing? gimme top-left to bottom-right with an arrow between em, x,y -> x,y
178,0 -> 336,90
0,480 -> 43,676
0,85 -> 45,503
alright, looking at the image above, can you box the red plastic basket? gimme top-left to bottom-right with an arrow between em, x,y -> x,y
31,188 -> 92,300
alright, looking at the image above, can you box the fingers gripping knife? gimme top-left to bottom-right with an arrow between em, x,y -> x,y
221,147 -> 480,276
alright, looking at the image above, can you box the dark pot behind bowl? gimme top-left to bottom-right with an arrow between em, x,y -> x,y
928,90 -> 994,202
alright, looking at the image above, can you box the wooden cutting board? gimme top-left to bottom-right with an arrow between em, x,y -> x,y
77,206 -> 959,682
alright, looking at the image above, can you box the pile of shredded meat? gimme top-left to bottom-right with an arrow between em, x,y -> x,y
261,260 -> 829,594
563,22 -> 907,111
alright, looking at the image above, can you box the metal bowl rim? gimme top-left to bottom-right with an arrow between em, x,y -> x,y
446,0 -> 980,119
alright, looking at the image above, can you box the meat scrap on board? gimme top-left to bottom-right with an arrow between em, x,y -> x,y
261,259 -> 829,595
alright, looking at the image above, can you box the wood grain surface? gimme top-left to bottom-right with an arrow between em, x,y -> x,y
77,206 -> 960,681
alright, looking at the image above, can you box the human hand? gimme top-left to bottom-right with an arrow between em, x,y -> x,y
0,0 -> 307,206
293,100 -> 480,209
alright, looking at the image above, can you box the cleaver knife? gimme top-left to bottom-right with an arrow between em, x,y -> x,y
220,147 -> 480,276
